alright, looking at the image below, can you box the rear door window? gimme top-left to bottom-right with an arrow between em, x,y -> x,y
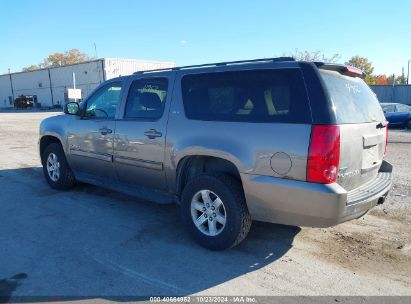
320,70 -> 385,124
124,78 -> 168,119
181,69 -> 311,124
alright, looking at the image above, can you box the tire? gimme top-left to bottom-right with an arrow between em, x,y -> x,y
42,143 -> 76,190
181,173 -> 251,250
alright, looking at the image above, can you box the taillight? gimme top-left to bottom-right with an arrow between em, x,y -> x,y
384,124 -> 389,156
307,125 -> 340,184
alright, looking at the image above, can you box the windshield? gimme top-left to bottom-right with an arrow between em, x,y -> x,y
320,70 -> 385,124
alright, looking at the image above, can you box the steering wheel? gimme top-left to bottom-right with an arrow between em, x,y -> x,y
94,108 -> 108,118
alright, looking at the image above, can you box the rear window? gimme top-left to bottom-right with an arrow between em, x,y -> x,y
320,70 -> 385,124
181,69 -> 311,123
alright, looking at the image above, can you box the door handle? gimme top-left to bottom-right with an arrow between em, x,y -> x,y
99,127 -> 113,135
144,129 -> 162,139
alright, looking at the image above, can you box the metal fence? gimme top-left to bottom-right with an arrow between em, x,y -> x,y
370,85 -> 411,105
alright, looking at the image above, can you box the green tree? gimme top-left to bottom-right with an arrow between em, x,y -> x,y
395,67 -> 407,84
345,56 -> 375,85
385,69 -> 407,85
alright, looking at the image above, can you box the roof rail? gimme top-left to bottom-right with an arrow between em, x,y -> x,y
133,57 -> 295,75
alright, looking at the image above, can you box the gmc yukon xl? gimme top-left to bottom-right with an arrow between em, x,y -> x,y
39,57 -> 393,250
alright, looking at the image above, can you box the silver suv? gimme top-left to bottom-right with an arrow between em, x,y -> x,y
39,57 -> 393,250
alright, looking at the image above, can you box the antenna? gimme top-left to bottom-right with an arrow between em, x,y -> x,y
94,42 -> 98,59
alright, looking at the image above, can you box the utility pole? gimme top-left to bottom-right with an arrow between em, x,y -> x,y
94,42 -> 98,59
48,68 -> 54,106
73,72 -> 77,103
94,42 -> 102,84
392,74 -> 395,102
8,68 -> 15,105
407,60 -> 410,85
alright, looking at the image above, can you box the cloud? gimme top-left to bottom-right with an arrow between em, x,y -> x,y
180,40 -> 188,44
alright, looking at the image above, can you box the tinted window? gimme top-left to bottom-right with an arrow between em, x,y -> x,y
86,82 -> 122,118
320,70 -> 385,123
181,69 -> 311,123
124,78 -> 168,119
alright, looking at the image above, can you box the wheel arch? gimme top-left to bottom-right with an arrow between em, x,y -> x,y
39,135 -> 64,165
175,155 -> 243,198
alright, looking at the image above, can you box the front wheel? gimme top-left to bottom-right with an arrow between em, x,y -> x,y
181,173 -> 251,250
42,143 -> 76,190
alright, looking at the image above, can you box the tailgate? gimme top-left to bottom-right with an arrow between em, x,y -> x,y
319,69 -> 387,191
338,122 -> 387,191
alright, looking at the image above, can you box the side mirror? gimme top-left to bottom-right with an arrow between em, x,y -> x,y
64,102 -> 80,115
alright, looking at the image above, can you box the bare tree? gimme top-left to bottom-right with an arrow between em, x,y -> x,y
285,49 -> 341,63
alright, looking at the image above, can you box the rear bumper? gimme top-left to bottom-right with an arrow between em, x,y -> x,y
241,160 -> 393,227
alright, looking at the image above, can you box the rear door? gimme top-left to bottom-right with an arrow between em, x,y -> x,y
319,70 -> 387,191
114,73 -> 174,191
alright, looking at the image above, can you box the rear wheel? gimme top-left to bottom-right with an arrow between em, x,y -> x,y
181,173 -> 251,250
42,143 -> 76,190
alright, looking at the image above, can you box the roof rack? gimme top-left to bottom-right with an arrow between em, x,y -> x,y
133,57 -> 295,75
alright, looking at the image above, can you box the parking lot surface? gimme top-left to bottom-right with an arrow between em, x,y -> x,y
0,112 -> 410,299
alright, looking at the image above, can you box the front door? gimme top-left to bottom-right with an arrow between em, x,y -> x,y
67,81 -> 123,182
114,75 -> 173,191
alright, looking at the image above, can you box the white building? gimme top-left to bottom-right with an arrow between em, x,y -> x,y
0,58 -> 175,108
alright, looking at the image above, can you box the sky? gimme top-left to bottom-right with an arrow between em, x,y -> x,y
1,0 -> 410,77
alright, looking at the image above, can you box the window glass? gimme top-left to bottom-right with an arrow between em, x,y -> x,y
124,78 -> 168,119
86,82 -> 122,118
381,104 -> 395,113
396,104 -> 411,112
181,69 -> 311,123
320,70 -> 385,123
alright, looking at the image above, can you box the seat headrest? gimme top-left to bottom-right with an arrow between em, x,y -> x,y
140,92 -> 161,109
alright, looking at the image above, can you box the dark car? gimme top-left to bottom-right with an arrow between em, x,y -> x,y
14,95 -> 34,109
381,103 -> 411,128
